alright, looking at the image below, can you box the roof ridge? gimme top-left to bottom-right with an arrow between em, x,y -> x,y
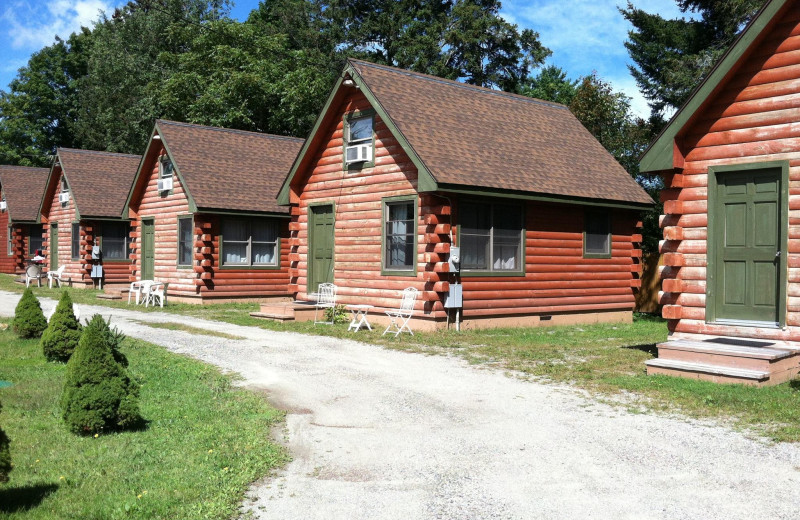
348,59 -> 569,111
156,119 -> 305,142
58,148 -> 141,159
0,165 -> 49,172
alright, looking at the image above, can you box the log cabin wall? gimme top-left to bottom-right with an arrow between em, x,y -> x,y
660,6 -> 800,342
129,145 -> 197,298
0,202 -> 11,274
43,168 -> 90,286
290,90 -> 642,326
10,225 -> 30,274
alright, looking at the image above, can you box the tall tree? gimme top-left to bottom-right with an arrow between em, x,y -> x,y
622,0 -> 763,118
0,29 -> 92,166
518,65 -> 579,105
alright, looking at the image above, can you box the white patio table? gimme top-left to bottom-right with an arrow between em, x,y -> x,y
346,304 -> 373,332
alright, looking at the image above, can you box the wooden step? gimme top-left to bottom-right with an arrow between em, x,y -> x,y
249,311 -> 294,323
646,358 -> 770,384
660,339 -> 794,360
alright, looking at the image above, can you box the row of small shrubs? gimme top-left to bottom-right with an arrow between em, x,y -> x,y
10,288 -> 142,435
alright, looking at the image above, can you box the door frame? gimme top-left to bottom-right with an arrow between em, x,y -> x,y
140,217 -> 155,281
705,160 -> 789,327
307,201 -> 335,294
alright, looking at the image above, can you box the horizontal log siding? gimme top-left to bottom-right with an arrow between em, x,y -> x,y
3,225 -> 30,274
129,146 -> 196,297
664,8 -> 800,341
0,205 -> 12,274
454,199 -> 640,317
289,91 -> 642,318
43,171 -> 89,286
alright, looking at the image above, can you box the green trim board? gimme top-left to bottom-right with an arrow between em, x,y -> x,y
49,223 -> 58,271
455,197 -> 526,278
639,0 -> 789,173
583,209 -> 612,259
380,194 -> 419,276
705,160 -> 789,327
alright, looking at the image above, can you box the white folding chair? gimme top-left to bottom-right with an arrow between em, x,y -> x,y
314,283 -> 337,325
25,264 -> 44,287
383,287 -> 419,337
47,265 -> 66,288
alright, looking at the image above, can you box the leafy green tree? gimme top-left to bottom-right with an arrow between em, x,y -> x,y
41,291 -> 82,362
0,401 -> 10,483
518,65 -> 579,105
622,0 -> 762,117
12,289 -> 47,339
0,29 -> 92,166
61,315 -> 141,435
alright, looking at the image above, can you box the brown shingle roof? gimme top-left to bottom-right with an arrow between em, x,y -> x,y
349,59 -> 653,206
157,120 -> 304,213
0,165 -> 49,222
57,148 -> 142,218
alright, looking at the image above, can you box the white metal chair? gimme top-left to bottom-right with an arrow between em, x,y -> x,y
25,264 -> 44,287
383,287 -> 419,337
128,280 -> 155,304
47,265 -> 66,288
314,283 -> 337,325
144,282 -> 168,308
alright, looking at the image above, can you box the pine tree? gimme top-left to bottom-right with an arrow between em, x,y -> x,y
12,288 -> 47,339
61,315 -> 141,435
41,291 -> 82,362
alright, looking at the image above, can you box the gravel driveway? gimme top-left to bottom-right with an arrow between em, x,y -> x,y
3,290 -> 800,519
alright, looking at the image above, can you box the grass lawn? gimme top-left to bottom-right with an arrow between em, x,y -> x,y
0,318 -> 286,519
2,274 -> 800,441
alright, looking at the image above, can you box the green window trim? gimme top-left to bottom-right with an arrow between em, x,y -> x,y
583,209 -> 612,259
342,109 -> 376,171
381,194 -> 418,276
219,217 -> 281,270
71,222 -> 80,260
177,215 -> 194,268
456,199 -> 526,277
7,225 -> 12,256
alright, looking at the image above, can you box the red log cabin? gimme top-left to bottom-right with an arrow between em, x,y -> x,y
640,0 -> 800,385
0,165 -> 49,275
278,59 -> 653,330
124,120 -> 303,303
39,149 -> 141,288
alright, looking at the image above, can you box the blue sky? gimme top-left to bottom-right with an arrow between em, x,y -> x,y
0,0 -> 690,117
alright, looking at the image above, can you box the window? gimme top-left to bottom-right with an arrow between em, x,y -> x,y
344,112 -> 374,166
102,221 -> 129,260
159,157 -> 174,178
383,199 -> 416,273
460,201 -> 523,273
60,177 -> 68,193
71,223 -> 80,259
222,218 -> 278,267
584,210 -> 611,257
29,225 -> 44,255
177,216 -> 193,266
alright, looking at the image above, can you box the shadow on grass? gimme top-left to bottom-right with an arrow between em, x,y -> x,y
0,482 -> 59,513
624,343 -> 658,356
789,379 -> 800,392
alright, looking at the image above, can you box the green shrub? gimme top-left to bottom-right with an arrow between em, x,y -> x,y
12,288 -> 47,339
324,304 -> 349,324
93,315 -> 128,368
61,315 -> 142,435
41,291 -> 82,362
0,401 -> 10,483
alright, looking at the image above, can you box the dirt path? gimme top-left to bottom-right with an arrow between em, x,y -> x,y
2,290 -> 800,519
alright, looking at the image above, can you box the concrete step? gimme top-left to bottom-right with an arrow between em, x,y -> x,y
646,358 -> 770,384
660,339 -> 793,360
655,339 -> 797,375
249,311 -> 294,322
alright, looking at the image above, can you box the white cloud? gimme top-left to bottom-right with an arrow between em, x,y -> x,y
2,0 -> 113,50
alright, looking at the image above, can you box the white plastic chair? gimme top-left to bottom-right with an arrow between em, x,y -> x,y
47,265 -> 66,288
128,280 -> 154,304
314,283 -> 337,325
25,264 -> 44,287
383,287 -> 419,337
144,282 -> 168,308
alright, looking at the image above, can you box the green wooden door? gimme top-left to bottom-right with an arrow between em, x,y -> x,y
49,224 -> 58,271
308,204 -> 334,293
141,219 -> 155,280
713,169 -> 782,323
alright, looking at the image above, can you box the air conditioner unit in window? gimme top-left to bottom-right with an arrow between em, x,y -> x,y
345,143 -> 372,165
157,177 -> 173,192
0,201 -> 6,211
59,192 -> 70,204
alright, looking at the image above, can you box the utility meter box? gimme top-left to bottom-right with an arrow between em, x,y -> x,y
443,283 -> 463,308
448,246 -> 461,273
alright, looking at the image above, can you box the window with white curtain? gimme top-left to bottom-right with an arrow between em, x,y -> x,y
460,201 -> 523,273
383,200 -> 415,271
222,218 -> 278,267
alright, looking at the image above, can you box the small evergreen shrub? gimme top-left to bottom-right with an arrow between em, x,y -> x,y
324,304 -> 349,324
41,291 -> 82,362
12,288 -> 47,339
0,401 -> 11,483
61,315 -> 142,434
93,315 -> 128,368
